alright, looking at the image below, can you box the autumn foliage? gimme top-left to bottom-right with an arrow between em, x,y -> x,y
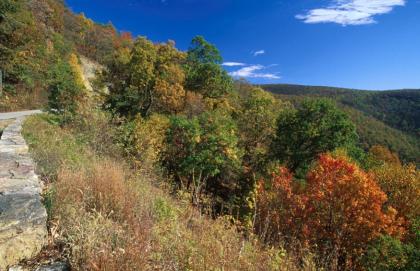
373,163 -> 420,226
6,1 -> 418,269
304,154 -> 404,268
255,167 -> 305,246
256,154 -> 404,270
369,145 -> 402,167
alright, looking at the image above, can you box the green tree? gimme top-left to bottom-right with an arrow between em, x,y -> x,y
0,0 -> 22,66
237,87 -> 285,174
164,111 -> 242,206
272,99 -> 357,175
47,58 -> 83,122
0,0 -> 40,91
185,36 -> 233,99
104,37 -> 186,117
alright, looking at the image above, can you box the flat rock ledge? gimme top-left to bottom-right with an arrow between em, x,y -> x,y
0,118 -> 47,270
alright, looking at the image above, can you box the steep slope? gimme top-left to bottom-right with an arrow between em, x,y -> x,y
0,0 -> 128,111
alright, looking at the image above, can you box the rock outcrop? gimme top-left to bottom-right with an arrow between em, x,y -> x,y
0,117 -> 47,270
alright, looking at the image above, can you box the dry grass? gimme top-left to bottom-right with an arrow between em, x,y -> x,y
53,160 -> 312,270
54,161 -> 151,270
0,86 -> 47,112
24,114 -> 314,271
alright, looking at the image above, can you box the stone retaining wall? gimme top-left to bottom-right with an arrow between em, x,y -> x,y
0,117 -> 47,270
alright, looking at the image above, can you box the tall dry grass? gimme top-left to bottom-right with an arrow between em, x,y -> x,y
54,160 -> 307,270
54,161 -> 151,270
24,114 -> 315,270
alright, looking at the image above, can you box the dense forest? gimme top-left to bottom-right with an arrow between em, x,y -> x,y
2,1 -> 419,270
262,84 -> 420,165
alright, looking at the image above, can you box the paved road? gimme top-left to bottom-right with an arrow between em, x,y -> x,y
0,110 -> 42,120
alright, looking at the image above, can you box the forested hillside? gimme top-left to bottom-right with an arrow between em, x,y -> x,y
0,0 -> 129,111
262,84 -> 420,165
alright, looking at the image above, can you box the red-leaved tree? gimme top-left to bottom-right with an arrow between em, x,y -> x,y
304,154 -> 403,269
254,167 -> 306,246
255,154 -> 404,270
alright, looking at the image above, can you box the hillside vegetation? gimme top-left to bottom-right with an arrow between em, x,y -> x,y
0,0 -> 129,111
262,84 -> 420,165
2,1 -> 419,270
23,114 -> 298,270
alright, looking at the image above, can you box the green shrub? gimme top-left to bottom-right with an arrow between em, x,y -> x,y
47,58 -> 84,123
153,197 -> 177,222
364,235 -> 407,271
163,110 -> 243,207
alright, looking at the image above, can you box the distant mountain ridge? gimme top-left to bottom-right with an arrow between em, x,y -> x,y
261,84 -> 420,165
261,83 -> 420,93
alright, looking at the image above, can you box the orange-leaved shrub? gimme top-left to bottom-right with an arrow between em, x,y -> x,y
256,154 -> 405,270
254,167 -> 306,246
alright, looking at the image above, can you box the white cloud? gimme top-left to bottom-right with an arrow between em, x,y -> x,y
253,50 -> 265,56
296,0 -> 405,26
222,62 -> 246,67
229,65 -> 280,79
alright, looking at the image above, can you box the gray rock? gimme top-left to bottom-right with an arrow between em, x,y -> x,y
0,117 -> 47,270
35,262 -> 69,271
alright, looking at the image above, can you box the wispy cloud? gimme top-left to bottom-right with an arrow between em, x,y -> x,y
222,62 -> 246,67
229,65 -> 280,79
296,0 -> 405,26
253,50 -> 265,56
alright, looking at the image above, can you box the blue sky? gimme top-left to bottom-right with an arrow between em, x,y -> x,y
66,0 -> 420,90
